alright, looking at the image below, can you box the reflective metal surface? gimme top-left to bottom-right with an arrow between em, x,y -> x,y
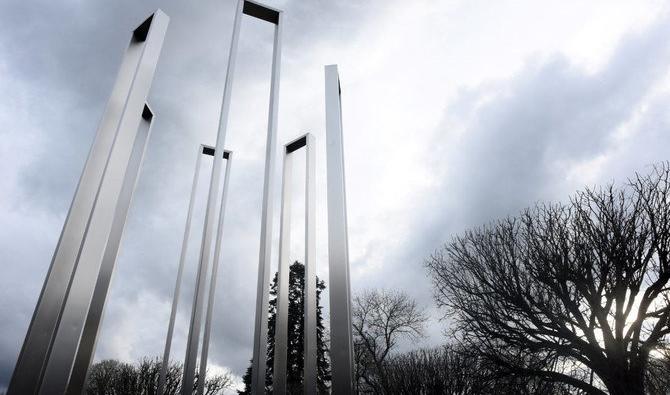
273,143 -> 293,395
247,2 -> 283,393
157,145 -> 203,395
179,2 -> 283,393
325,65 -> 355,394
272,134 -> 316,394
180,147 -> 233,395
7,11 -> 168,395
40,16 -> 167,388
197,150 -> 233,395
180,0 -> 244,390
303,133 -> 317,395
68,106 -> 155,395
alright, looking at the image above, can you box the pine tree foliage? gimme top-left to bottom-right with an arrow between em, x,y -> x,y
239,261 -> 331,394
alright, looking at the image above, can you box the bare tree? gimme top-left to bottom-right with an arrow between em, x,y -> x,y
381,345 -> 577,395
645,348 -> 670,393
426,164 -> 670,395
86,357 -> 234,395
352,289 -> 427,393
381,345 -> 487,394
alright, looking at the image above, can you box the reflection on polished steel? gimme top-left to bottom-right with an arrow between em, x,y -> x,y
180,1 -> 283,393
158,145 -> 204,395
240,2 -> 284,394
180,0 -> 242,388
7,11 -> 168,395
198,147 -> 232,395
325,64 -> 355,393
272,134 -> 317,395
69,106 -> 155,395
158,145 -> 232,395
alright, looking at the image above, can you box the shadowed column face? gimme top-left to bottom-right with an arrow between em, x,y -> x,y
272,134 -> 317,395
7,11 -> 168,395
325,65 -> 355,394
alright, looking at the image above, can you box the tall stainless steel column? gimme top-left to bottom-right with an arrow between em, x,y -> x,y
198,148 -> 233,395
158,145 -> 204,395
40,14 -> 168,392
272,134 -> 317,395
68,105 -> 155,395
7,11 -> 168,395
325,65 -> 355,393
182,3 -> 283,394
158,146 -> 231,395
180,0 -> 242,389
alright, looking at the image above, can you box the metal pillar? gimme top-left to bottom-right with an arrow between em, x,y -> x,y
180,0 -> 241,388
198,147 -> 232,395
158,144 -> 203,395
167,1 -> 281,393
158,145 -> 232,395
68,105 -> 155,395
180,1 -> 282,393
325,65 -> 355,393
272,134 -> 317,395
250,1 -> 282,391
8,11 -> 168,395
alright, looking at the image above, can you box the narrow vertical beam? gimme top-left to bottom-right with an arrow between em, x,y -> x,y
325,65 -> 355,393
273,134 -> 315,394
272,148 -> 293,394
160,145 -> 232,395
158,145 -> 204,395
251,7 -> 283,394
197,150 -> 233,395
7,11 -> 168,395
303,133 -> 317,395
67,105 -> 155,395
39,13 -> 168,391
181,0 -> 244,391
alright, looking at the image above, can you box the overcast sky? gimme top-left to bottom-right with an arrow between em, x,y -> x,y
2,0 -> 670,391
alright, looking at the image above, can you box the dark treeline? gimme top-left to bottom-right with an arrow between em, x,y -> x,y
368,345 -> 580,394
356,344 -> 670,394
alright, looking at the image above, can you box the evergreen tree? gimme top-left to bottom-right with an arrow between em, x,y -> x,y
239,261 -> 330,394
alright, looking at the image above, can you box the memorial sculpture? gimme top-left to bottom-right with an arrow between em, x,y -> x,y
9,2 -> 355,394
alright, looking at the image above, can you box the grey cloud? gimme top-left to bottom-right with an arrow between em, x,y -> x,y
350,16 -> 670,351
3,0 -> 670,391
440,18 -> 670,229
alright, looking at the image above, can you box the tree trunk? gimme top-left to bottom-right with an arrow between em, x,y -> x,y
603,369 -> 645,395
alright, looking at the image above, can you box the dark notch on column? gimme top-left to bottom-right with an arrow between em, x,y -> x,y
202,145 -> 231,160
243,0 -> 280,24
285,135 -> 307,154
133,13 -> 154,42
142,104 -> 154,121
